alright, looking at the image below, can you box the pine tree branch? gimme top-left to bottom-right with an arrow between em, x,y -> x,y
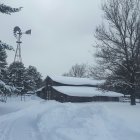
0,3 -> 22,14
0,41 -> 14,51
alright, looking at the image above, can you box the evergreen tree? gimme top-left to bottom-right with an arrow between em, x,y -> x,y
8,62 -> 26,88
0,41 -> 16,99
24,70 -> 36,92
8,64 -> 43,93
26,66 -> 43,90
0,46 -> 7,79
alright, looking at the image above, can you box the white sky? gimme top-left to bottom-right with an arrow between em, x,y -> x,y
0,0 -> 102,78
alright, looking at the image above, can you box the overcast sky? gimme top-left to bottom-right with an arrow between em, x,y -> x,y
0,0 -> 102,78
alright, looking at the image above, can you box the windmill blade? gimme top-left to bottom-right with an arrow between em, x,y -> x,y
13,26 -> 22,38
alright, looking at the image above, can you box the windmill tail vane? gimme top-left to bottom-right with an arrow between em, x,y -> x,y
25,29 -> 31,35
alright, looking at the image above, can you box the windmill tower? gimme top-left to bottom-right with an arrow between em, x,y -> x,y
13,26 -> 31,62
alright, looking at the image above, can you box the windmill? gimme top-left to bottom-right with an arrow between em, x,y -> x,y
13,26 -> 31,62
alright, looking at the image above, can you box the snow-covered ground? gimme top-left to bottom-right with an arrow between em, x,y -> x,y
0,96 -> 140,140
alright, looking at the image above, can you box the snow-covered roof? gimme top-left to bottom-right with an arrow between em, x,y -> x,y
48,76 -> 105,86
52,86 -> 123,97
36,87 -> 45,92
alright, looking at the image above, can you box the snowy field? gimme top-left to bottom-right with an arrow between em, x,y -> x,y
0,96 -> 140,140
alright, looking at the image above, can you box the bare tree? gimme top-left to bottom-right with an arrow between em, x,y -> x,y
63,63 -> 88,78
94,0 -> 140,105
88,65 -> 107,80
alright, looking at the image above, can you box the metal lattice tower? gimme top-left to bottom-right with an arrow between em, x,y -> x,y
13,26 -> 31,63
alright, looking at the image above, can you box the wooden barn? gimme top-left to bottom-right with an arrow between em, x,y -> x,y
38,76 -> 123,102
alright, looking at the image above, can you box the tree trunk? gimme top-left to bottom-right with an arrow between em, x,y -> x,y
130,92 -> 136,105
130,73 -> 136,105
